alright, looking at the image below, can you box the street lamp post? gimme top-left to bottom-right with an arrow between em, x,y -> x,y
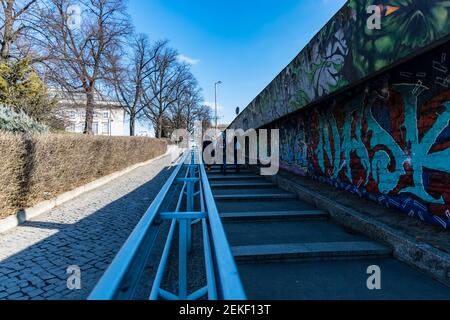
214,81 -> 222,135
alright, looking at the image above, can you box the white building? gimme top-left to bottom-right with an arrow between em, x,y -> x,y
54,91 -> 125,136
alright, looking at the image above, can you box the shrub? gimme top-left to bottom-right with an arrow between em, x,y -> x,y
0,59 -> 57,122
0,104 -> 49,133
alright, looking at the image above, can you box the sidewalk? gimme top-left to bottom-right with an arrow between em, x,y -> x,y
0,152 -> 177,300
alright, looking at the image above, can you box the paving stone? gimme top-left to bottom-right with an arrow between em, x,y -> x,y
42,284 -> 57,292
40,273 -> 56,281
22,286 -> 38,294
8,292 -> 26,300
27,289 -> 44,298
4,281 -> 21,290
8,271 -> 20,278
6,286 -> 20,294
46,278 -> 61,285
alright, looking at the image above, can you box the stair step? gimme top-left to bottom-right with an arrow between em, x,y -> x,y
208,170 -> 253,175
237,258 -> 450,300
217,198 -> 318,213
210,164 -> 241,168
208,175 -> 264,180
211,182 -> 276,188
232,241 -> 392,263
221,210 -> 328,221
215,193 -> 298,201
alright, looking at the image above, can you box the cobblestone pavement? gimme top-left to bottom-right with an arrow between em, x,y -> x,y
0,153 -> 177,300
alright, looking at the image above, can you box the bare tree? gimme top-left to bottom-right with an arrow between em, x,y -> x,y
39,0 -> 131,134
167,74 -> 193,131
0,0 -> 40,61
107,35 -> 166,136
195,104 -> 213,133
167,76 -> 204,134
142,44 -> 192,138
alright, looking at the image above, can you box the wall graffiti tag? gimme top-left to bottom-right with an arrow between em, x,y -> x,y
231,0 -> 450,131
230,0 -> 450,229
274,45 -> 450,228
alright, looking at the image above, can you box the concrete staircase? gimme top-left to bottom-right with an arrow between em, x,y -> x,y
207,166 -> 450,300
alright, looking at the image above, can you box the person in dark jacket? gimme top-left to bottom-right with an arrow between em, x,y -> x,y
221,133 -> 240,174
202,139 -> 213,171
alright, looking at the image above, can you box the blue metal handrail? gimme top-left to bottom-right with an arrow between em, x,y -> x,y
88,152 -> 189,300
149,155 -> 193,300
89,147 -> 246,300
198,150 -> 247,300
199,177 -> 218,300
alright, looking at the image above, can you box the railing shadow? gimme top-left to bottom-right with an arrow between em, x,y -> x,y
0,166 -> 173,300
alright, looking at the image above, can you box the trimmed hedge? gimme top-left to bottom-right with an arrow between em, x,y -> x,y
0,133 -> 167,219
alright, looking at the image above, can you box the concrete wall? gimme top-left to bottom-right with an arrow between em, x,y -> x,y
229,1 -> 450,228
231,0 -> 450,131
268,41 -> 450,229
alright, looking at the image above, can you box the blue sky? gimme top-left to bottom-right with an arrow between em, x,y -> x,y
128,0 -> 347,130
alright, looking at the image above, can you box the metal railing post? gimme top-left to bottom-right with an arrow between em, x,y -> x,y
179,218 -> 188,299
180,150 -> 196,298
198,150 -> 247,300
186,151 -> 196,251
90,147 -> 247,301
89,152 -> 189,300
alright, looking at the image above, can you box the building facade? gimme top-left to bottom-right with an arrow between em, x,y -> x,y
54,92 -> 125,136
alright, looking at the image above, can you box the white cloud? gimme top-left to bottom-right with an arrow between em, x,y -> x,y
204,101 -> 223,110
177,54 -> 200,65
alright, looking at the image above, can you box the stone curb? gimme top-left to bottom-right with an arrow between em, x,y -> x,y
266,173 -> 450,287
0,145 -> 184,234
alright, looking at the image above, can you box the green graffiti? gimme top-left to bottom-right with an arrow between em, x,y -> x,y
394,84 -> 450,204
314,84 -> 450,204
232,0 -> 450,132
364,98 -> 407,194
316,113 -> 339,177
341,108 -> 371,184
280,124 -> 308,168
316,106 -> 371,182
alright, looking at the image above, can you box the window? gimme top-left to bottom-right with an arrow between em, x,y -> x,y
77,122 -> 85,133
92,122 -> 99,135
67,110 -> 76,119
67,122 -> 76,132
102,122 -> 109,135
103,111 -> 109,119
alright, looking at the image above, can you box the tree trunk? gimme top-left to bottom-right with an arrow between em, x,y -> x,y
129,113 -> 136,136
1,0 -> 14,61
157,114 -> 163,138
84,89 -> 95,134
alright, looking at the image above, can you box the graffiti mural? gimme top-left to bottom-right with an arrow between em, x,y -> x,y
279,118 -> 309,175
231,0 -> 450,131
272,43 -> 450,228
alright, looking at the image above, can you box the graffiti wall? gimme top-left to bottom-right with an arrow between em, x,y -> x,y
231,0 -> 450,131
271,42 -> 450,229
